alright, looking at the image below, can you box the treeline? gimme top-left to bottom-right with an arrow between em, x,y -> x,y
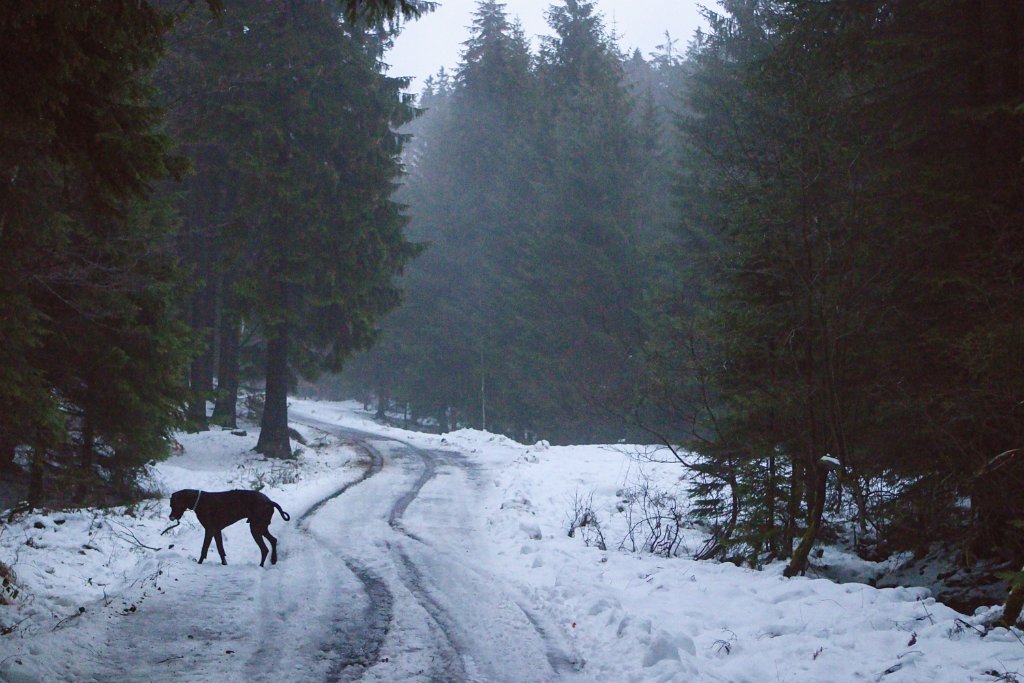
659,0 -> 1024,595
647,0 -> 1024,620
339,0 -> 1024,616
340,0 -> 683,444
0,0 -> 428,506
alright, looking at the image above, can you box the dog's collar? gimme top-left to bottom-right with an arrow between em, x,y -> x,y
192,490 -> 202,511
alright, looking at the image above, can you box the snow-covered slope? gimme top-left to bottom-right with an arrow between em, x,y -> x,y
1,400 -> 1020,682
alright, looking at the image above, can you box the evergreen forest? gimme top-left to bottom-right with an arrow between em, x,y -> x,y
1,0 -> 429,496
1,0 -> 1023,622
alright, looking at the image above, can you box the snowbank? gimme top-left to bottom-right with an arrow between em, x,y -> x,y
2,400 -> 1021,682
0,423 -> 364,682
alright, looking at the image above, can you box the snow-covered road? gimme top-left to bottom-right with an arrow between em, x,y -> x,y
4,400 -> 1023,683
83,417 -> 578,683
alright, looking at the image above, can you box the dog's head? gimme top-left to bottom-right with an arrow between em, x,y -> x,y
168,490 -> 192,521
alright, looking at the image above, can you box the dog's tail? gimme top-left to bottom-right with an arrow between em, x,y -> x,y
274,502 -> 291,521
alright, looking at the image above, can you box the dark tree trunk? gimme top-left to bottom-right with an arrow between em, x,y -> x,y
766,448 -> 778,559
186,282 -> 217,430
183,180 -> 221,432
75,407 -> 95,503
256,324 -> 291,459
781,462 -> 803,560
784,463 -> 828,577
212,277 -> 240,428
28,448 -> 44,507
80,423 -> 93,471
0,432 -> 16,472
999,564 -> 1024,627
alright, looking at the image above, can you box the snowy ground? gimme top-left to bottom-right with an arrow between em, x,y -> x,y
1,399 -> 1022,682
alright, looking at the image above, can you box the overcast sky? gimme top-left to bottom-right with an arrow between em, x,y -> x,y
386,0 -> 707,94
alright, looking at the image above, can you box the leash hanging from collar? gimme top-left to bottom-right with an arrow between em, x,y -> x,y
161,490 -> 202,536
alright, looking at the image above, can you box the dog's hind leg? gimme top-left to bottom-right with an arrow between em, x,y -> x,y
199,531 -> 214,564
251,524 -> 270,567
263,528 -> 278,565
214,530 -> 227,565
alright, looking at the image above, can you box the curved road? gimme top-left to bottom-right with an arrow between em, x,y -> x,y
86,417 -> 578,682
294,417 -> 579,682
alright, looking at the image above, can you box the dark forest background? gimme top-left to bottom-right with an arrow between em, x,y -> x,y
1,0 -> 1023,622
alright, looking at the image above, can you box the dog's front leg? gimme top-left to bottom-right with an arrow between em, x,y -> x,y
214,530 -> 227,565
199,530 -> 214,564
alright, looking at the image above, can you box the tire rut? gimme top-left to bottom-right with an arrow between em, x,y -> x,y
292,429 -> 395,682
295,420 -> 465,681
294,417 -> 575,681
325,560 -> 393,682
298,439 -> 382,528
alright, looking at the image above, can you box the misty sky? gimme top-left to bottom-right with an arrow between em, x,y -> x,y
386,0 -> 707,93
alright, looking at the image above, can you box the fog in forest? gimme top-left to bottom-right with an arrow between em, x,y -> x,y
4,0 -> 1023,621
332,0 -> 1024,587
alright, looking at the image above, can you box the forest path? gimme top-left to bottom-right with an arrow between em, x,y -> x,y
291,415 -> 579,682
83,415 -> 576,682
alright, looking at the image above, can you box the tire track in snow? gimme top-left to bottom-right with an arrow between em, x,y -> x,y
297,439 -> 382,527
293,419 -> 468,681
293,416 -> 578,681
324,560 -> 393,682
343,436 -> 470,681
372,435 -> 579,679
295,433 -> 395,682
386,441 -> 435,541
393,546 -> 471,682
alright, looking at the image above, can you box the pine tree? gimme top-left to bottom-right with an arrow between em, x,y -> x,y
0,0 -> 433,498
340,0 -> 659,443
650,0 -> 909,570
513,0 -> 644,442
0,1 -> 193,503
342,3 -> 541,435
647,0 -> 1024,586
196,2 -> 420,458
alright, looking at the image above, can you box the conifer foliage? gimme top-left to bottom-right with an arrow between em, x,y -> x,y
163,1 -> 421,459
648,0 -> 1024,593
343,0 -> 655,443
0,0 -> 427,502
0,2 -> 191,503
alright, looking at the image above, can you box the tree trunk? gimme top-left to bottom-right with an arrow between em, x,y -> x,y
782,461 -> 803,560
256,324 -> 291,459
186,286 -> 217,430
766,447 -> 778,559
0,433 -> 15,472
785,463 -> 827,577
999,564 -> 1024,627
28,447 -> 45,507
185,205 -> 218,431
212,279 -> 240,428
75,408 -> 95,503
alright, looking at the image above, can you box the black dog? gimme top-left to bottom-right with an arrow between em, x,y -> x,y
169,489 -> 290,567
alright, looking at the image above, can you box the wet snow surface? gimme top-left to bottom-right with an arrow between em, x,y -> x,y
2,400 -> 1022,682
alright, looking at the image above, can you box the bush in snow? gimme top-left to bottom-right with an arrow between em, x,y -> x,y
0,560 -> 17,606
567,490 -> 607,551
616,481 -> 688,558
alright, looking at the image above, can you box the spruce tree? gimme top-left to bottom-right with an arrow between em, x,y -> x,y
0,1 -> 193,503
186,2 -> 420,458
652,0 -> 909,569
515,0 -> 643,442
342,3 -> 541,435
